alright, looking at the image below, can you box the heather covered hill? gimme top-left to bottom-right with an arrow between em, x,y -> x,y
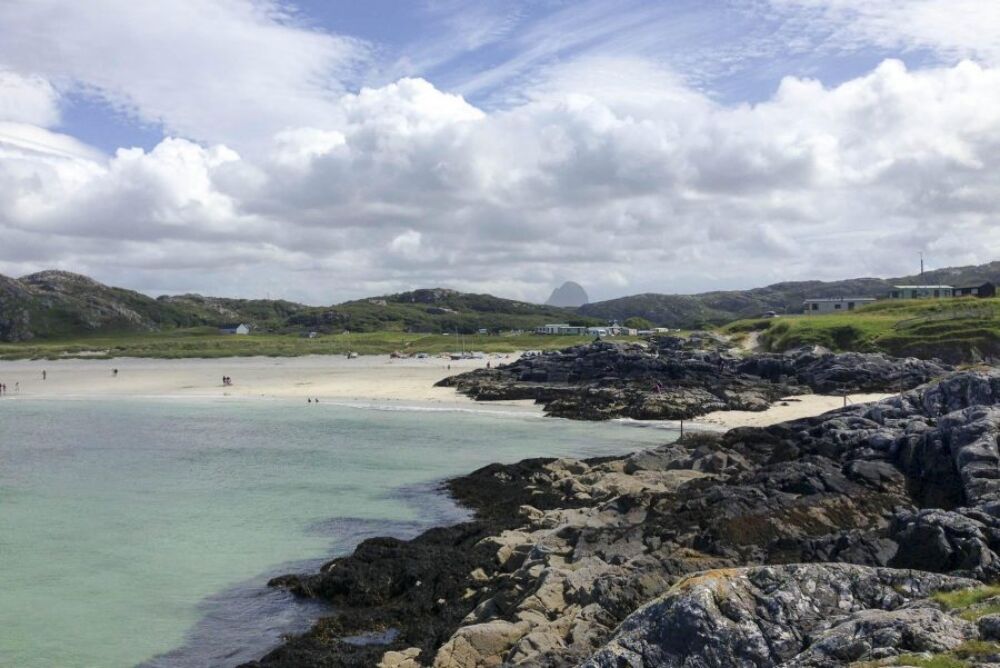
0,271 -> 312,341
0,275 -> 591,342
286,288 -> 594,334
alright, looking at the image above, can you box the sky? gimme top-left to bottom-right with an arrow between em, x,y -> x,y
1,0 -> 1000,305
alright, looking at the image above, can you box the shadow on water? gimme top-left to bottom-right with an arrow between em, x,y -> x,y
140,481 -> 471,668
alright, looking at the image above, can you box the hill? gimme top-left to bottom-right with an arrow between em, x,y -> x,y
0,274 -> 592,342
284,288 -> 595,335
5,261 -> 1000,345
726,297 -> 1000,364
545,281 -> 589,308
579,261 -> 1000,327
0,271 -> 311,342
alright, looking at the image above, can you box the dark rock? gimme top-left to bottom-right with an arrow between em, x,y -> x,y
438,341 -> 950,421
248,370 -> 1000,667
582,564 -> 979,668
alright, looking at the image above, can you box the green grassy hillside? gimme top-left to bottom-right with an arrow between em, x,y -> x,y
0,274 -> 594,342
580,261 -> 1000,328
726,298 -> 1000,363
287,288 -> 597,334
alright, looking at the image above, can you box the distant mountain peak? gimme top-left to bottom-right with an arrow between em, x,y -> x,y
546,281 -> 589,308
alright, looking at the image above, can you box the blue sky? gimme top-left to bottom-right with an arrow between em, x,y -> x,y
1,0 -> 999,303
55,1 -> 943,153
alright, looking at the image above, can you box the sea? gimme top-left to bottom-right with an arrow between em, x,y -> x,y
0,398 -> 677,667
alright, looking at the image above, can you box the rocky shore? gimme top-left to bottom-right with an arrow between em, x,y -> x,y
436,338 -> 949,420
242,345 -> 1000,667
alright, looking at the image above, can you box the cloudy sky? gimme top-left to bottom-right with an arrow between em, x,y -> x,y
2,0 -> 999,304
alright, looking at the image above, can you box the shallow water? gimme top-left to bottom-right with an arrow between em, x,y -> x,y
0,398 -> 676,667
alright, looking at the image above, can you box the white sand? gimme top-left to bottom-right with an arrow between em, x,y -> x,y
694,392 -> 892,429
0,355 -> 893,427
0,354 -> 529,407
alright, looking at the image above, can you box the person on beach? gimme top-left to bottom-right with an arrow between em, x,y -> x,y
42,370 -> 46,381
112,368 -> 118,377
14,382 -> 18,393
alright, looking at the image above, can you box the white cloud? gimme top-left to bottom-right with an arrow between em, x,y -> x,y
0,0 -> 367,151
0,71 -> 60,126
769,0 -> 1000,65
3,57 -> 1000,303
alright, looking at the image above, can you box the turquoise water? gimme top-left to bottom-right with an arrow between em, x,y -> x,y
0,399 -> 676,667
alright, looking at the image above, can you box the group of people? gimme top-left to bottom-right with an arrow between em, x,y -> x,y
0,382 -> 16,395
222,376 -> 234,386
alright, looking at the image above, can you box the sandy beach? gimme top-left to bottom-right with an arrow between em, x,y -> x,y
0,354 -> 891,425
0,354 -> 524,405
695,392 -> 892,429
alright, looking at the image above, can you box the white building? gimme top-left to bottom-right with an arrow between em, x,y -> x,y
219,323 -> 250,335
535,324 -> 592,335
888,285 -> 954,299
802,298 -> 876,314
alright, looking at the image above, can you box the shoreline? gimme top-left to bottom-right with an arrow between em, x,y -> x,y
244,372 -> 1000,668
0,354 -> 520,405
0,354 -> 891,427
3,348 -> 935,666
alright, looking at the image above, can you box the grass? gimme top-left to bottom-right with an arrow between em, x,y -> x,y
931,584 -> 1000,621
932,585 -> 1000,610
722,297 -> 1000,363
891,653 -> 968,668
0,330 -> 635,361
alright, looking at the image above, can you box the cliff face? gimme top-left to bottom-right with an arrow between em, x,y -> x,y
0,274 -> 35,341
247,358 -> 1000,667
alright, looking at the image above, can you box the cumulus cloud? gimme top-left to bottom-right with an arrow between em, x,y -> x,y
2,57 -> 1000,303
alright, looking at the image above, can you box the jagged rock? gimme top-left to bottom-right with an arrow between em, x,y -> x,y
248,370 -> 1000,668
433,620 -> 531,667
438,341 -> 950,421
582,564 -> 979,668
979,614 -> 1000,641
378,648 -> 421,668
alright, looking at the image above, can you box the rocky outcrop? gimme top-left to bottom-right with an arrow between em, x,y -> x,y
248,369 -> 1000,668
0,273 -> 35,341
438,340 -> 950,420
545,281 -> 589,308
584,564 -> 980,668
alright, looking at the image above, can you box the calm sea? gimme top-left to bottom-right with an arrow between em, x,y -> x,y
0,398 -> 676,667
